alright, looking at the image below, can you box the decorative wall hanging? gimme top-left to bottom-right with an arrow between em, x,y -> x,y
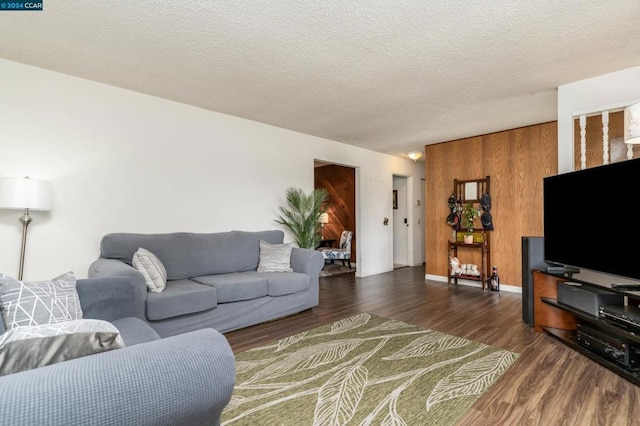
480,192 -> 494,230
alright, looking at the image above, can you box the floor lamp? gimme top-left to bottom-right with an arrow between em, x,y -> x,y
0,177 -> 53,280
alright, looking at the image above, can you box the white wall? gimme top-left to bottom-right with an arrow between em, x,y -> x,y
557,65 -> 640,173
0,59 -> 424,279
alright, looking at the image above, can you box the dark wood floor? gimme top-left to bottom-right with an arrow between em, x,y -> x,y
224,265 -> 640,426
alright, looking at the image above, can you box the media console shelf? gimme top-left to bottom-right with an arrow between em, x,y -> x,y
533,270 -> 640,386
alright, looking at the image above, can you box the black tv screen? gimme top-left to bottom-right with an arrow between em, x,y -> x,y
543,157 -> 640,281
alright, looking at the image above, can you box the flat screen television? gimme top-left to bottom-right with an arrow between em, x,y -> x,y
543,157 -> 640,281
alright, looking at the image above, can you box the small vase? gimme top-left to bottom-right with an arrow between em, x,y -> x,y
464,235 -> 474,244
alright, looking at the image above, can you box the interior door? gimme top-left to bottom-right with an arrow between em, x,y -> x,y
393,175 -> 408,267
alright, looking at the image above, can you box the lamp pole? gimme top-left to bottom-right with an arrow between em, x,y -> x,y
0,176 -> 53,280
17,208 -> 32,280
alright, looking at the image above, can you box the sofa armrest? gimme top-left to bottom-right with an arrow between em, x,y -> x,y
88,258 -> 147,320
290,247 -> 324,277
0,328 -> 236,426
290,248 -> 324,307
76,276 -> 139,321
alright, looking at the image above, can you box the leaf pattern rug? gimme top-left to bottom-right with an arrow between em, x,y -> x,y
222,313 -> 519,426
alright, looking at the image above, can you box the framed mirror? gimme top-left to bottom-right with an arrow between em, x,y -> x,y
453,176 -> 489,203
464,182 -> 478,201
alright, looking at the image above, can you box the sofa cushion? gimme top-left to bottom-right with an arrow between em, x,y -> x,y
257,240 -> 293,272
0,319 -> 124,376
100,230 -> 285,279
145,280 -> 217,321
0,271 -> 83,328
260,272 -> 310,296
132,248 -> 167,293
191,273 -> 268,303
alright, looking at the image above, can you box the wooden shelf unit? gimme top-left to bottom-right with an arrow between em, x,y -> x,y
447,175 -> 492,290
447,236 -> 490,290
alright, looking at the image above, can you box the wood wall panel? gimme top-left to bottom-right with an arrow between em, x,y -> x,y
425,136 -> 484,275
424,143 -> 450,275
425,122 -> 557,288
314,165 -> 356,259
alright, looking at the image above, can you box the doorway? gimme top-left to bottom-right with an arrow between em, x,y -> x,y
393,175 -> 409,269
393,174 -> 425,269
314,160 -> 357,272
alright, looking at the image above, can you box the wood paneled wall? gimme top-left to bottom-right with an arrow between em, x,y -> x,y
424,122 -> 558,288
314,164 -> 356,259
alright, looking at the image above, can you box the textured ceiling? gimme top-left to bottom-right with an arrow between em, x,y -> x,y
1,1 -> 639,159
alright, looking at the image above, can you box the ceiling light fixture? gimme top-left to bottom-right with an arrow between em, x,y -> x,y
407,151 -> 423,161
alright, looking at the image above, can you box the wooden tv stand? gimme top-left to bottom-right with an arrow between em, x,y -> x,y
533,270 -> 640,386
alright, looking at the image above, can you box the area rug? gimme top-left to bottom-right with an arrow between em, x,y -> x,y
221,313 -> 519,425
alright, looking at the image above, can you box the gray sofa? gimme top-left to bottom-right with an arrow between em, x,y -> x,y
0,276 -> 236,426
88,230 -> 324,337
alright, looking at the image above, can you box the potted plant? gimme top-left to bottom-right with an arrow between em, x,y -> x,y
275,187 -> 329,249
462,203 -> 478,244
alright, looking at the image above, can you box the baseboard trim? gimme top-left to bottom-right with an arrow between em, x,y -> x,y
425,274 -> 521,294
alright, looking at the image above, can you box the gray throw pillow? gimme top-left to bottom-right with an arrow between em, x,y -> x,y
0,271 -> 83,328
132,247 -> 167,293
0,319 -> 124,376
257,240 -> 293,272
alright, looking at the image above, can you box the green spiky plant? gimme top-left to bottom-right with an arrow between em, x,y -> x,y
275,187 -> 329,249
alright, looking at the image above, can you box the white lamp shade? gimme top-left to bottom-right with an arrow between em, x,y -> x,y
625,103 -> 640,145
0,177 -> 53,211
318,213 -> 329,224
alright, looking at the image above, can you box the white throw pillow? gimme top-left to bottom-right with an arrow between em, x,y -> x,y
132,248 -> 167,293
0,319 -> 124,376
257,240 -> 293,272
0,271 -> 83,328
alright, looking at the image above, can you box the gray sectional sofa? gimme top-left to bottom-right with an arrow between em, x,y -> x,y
88,230 -> 324,337
0,276 -> 236,426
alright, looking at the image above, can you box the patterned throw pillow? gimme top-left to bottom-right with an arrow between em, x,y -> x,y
0,319 -> 124,376
257,240 -> 293,272
0,271 -> 83,328
132,247 -> 167,292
